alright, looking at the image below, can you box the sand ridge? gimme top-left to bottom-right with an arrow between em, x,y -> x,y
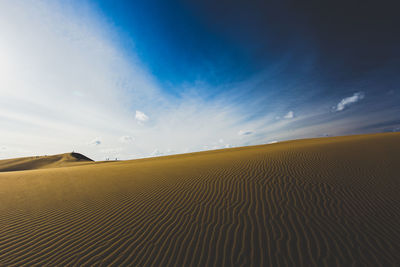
0,152 -> 93,172
0,133 -> 399,266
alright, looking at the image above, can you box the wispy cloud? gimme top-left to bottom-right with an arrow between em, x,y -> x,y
284,111 -> 294,119
120,135 -> 135,143
135,111 -> 149,123
89,138 -> 102,146
151,149 -> 163,157
238,130 -> 253,136
335,92 -> 365,111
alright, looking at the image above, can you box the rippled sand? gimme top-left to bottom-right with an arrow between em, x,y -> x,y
0,133 -> 399,266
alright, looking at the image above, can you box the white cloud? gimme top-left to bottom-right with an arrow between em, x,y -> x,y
89,138 -> 102,146
335,92 -> 365,111
100,148 -> 122,157
151,149 -> 163,157
135,110 -> 149,123
120,135 -> 135,143
238,130 -> 253,136
284,111 -> 294,119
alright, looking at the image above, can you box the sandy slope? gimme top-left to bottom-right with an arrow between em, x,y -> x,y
0,133 -> 399,266
0,152 -> 93,172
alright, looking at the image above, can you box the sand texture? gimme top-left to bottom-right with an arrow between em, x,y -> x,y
0,133 -> 399,266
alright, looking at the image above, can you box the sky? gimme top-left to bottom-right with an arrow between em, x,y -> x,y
0,0 -> 399,160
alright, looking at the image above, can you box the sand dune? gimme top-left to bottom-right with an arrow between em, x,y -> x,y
0,152 -> 93,172
0,133 -> 399,266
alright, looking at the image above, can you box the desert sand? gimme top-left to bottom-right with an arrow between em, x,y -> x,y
0,133 -> 399,266
0,152 -> 93,172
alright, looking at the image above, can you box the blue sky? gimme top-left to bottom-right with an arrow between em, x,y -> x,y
0,0 -> 399,160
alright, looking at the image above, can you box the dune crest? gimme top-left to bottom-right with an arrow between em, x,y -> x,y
0,133 -> 399,266
0,152 -> 93,172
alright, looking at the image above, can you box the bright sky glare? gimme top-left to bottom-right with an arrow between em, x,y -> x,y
0,0 -> 399,160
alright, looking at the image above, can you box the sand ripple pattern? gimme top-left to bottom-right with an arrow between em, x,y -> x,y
0,133 -> 399,266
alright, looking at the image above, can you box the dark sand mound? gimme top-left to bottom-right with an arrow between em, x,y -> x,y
0,152 -> 93,172
0,133 -> 399,266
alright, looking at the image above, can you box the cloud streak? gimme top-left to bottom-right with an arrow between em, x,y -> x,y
120,135 -> 135,143
284,111 -> 294,119
335,92 -> 365,111
238,130 -> 253,136
89,138 -> 102,146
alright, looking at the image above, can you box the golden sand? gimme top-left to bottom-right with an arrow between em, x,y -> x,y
0,152 -> 93,172
0,133 -> 399,266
